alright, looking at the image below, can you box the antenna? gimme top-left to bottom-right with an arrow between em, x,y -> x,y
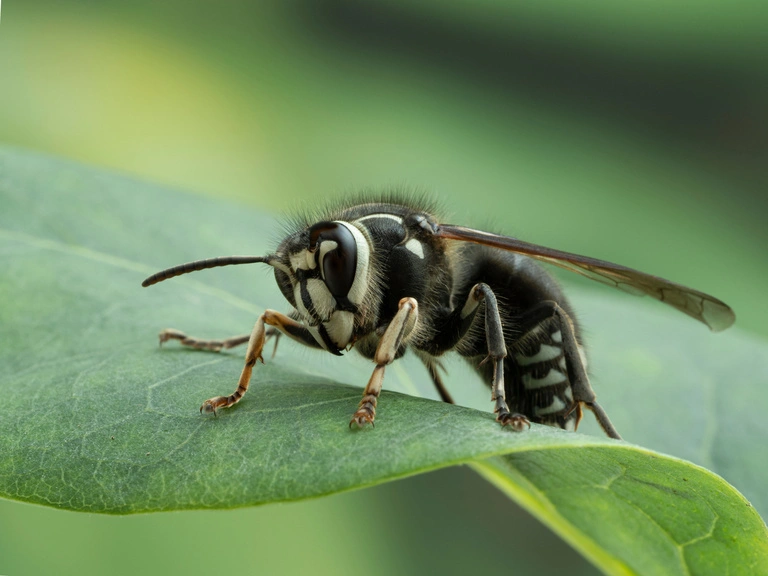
141,256 -> 273,287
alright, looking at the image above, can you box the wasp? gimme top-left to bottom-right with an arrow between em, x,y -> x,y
142,197 -> 735,440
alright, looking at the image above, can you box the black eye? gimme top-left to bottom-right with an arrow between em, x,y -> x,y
309,222 -> 358,298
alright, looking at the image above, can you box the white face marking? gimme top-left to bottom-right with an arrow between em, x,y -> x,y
318,240 -> 338,279
551,330 -> 563,343
515,344 -> 561,366
522,368 -> 567,389
335,221 -> 370,306
289,252 -> 307,271
323,310 -> 355,349
289,250 -> 317,271
355,214 -> 403,224
536,396 -> 567,415
319,240 -> 339,262
404,238 -> 424,259
306,278 -> 335,319
293,283 -> 311,320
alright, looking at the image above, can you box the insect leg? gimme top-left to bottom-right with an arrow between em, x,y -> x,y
417,284 -> 528,428
464,284 -> 531,431
265,309 -> 306,358
516,301 -> 621,440
350,297 -> 419,428
418,356 -> 454,404
200,310 -> 321,415
159,309 -> 313,356
158,329 -> 251,352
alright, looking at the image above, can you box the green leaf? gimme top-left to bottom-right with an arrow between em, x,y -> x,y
474,451 -> 766,575
1,147 -> 766,575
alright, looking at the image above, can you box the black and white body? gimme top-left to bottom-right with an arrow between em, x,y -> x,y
142,198 -> 735,440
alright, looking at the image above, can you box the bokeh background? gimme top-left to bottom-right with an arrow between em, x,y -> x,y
1,1 -> 766,574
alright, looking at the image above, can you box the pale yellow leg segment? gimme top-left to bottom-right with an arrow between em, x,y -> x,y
350,297 -> 419,428
199,310 -> 311,415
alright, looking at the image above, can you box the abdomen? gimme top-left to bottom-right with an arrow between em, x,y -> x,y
452,244 -> 583,430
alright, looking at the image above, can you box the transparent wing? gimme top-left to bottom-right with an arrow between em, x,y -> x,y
436,224 -> 735,332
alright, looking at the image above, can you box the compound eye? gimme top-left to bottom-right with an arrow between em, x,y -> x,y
308,221 -> 358,299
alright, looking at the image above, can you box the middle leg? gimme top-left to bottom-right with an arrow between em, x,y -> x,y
417,354 -> 455,404
467,284 -> 530,430
423,283 -> 530,431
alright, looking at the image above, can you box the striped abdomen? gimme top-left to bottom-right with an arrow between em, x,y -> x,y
506,319 -> 583,430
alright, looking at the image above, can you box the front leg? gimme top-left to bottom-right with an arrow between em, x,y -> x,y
158,309 -> 307,354
415,353 -> 454,404
350,297 -> 419,428
198,309 -> 322,415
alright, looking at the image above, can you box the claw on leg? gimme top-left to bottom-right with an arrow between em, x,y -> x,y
200,396 -> 229,416
494,394 -> 530,432
350,394 -> 377,428
496,411 -> 531,431
158,328 -> 183,346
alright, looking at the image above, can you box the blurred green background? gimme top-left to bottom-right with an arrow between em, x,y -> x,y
1,1 -> 766,574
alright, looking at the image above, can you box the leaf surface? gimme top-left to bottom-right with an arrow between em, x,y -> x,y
0,148 -> 766,574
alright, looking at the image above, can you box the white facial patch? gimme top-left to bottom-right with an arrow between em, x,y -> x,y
404,238 -> 424,259
306,277 -> 335,320
323,310 -> 355,349
289,250 -> 316,271
335,221 -> 370,306
293,283 -> 310,319
318,240 -> 338,280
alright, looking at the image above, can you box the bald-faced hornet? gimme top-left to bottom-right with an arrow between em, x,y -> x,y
142,197 -> 735,440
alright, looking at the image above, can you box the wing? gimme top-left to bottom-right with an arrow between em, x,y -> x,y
435,224 -> 735,332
